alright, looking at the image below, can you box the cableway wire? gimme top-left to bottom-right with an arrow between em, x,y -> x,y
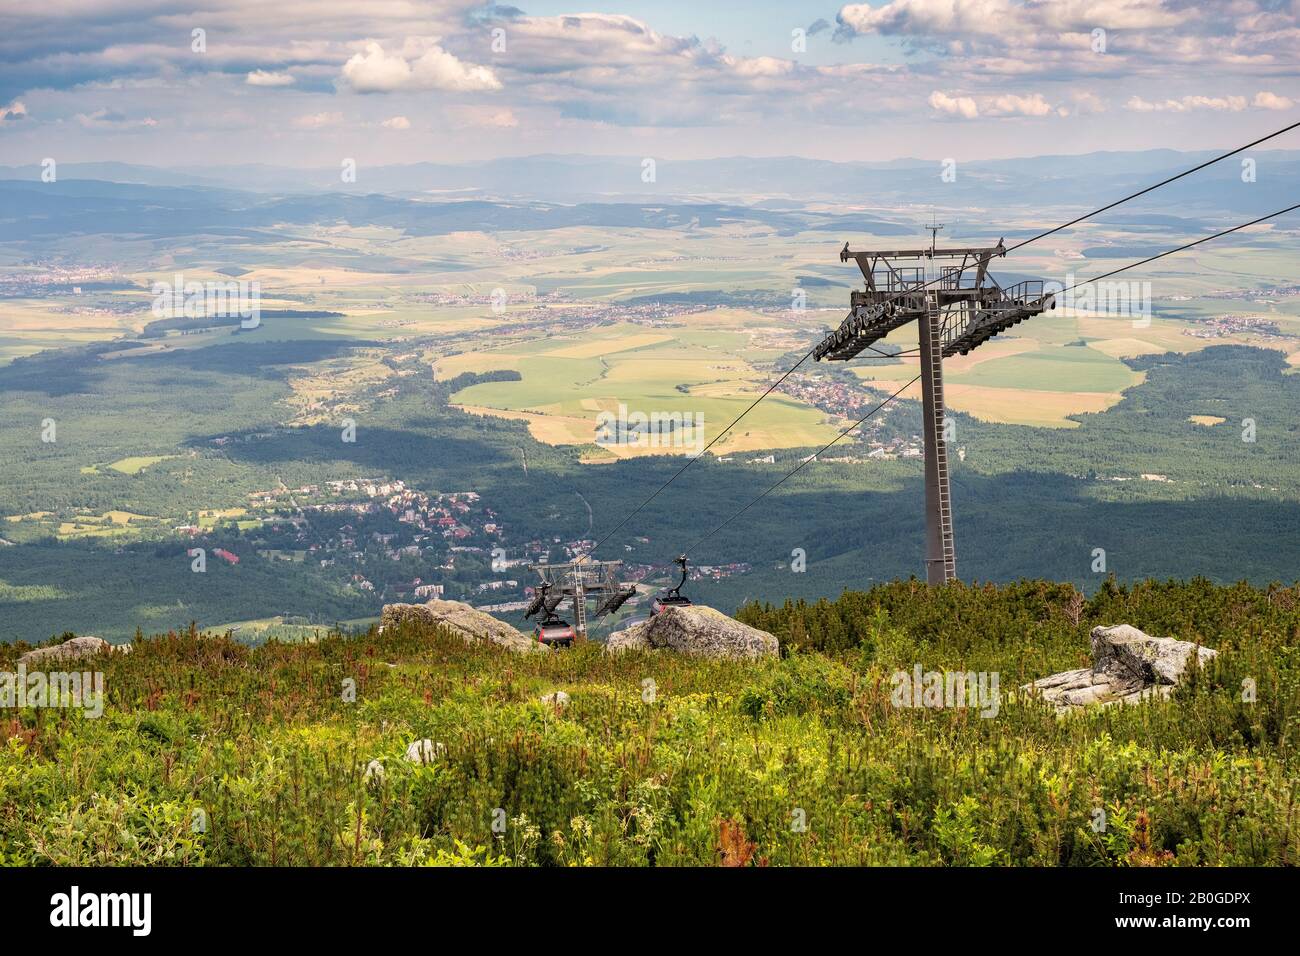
579,120 -> 1300,561
675,200 -> 1300,564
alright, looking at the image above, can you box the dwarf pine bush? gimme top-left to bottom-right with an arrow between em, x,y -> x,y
0,579 -> 1295,866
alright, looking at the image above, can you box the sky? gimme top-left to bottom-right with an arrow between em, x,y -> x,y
0,0 -> 1298,167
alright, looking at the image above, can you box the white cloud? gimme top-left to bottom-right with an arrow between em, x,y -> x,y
340,39 -> 501,93
1125,94 -> 1249,112
292,111 -> 343,128
246,69 -> 295,87
928,90 -> 979,118
836,0 -> 1300,87
380,115 -> 410,129
2,1 -> 1296,160
840,0 -> 1182,38
929,89 -> 1061,119
489,14 -> 805,96
728,56 -> 796,78
1127,90 -> 1296,112
74,108 -> 157,129
1070,91 -> 1107,114
987,92 -> 1053,116
1253,90 -> 1294,110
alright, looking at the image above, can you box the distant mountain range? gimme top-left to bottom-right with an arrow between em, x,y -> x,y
2,148 -> 1299,213
0,180 -> 919,244
2,146 -> 1297,250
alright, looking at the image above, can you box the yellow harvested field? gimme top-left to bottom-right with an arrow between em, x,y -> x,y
700,424 -> 839,455
1088,337 -> 1173,358
457,404 -> 583,440
0,301 -> 136,332
685,378 -> 766,398
454,403 -> 831,457
102,510 -> 155,524
856,379 -> 1125,427
53,510 -> 158,538
435,350 -> 525,379
1075,320 -> 1192,353
200,508 -> 247,519
947,385 -> 1125,426
674,308 -> 778,330
455,404 -> 639,456
233,267 -> 406,289
546,332 -> 673,358
601,357 -> 752,386
455,404 -> 716,458
6,512 -> 54,522
940,338 -> 1038,372
0,300 -> 144,361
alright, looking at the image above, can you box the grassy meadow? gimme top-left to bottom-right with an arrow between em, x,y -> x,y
1,578 -> 1295,867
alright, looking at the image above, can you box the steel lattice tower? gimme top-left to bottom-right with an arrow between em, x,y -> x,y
813,235 -> 1055,584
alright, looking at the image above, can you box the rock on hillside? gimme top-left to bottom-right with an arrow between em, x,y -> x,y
380,599 -> 542,653
1024,624 -> 1217,712
606,605 -> 778,659
18,635 -> 114,667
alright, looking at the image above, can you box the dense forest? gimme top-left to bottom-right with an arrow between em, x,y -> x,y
2,327 -> 1300,643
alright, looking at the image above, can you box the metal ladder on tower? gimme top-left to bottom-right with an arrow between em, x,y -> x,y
920,293 -> 956,583
570,564 -> 587,640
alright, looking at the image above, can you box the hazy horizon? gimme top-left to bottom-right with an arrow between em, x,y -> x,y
9,143 -> 1300,171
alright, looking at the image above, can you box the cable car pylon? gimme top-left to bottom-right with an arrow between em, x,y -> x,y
527,557 -> 635,641
814,228 -> 1055,583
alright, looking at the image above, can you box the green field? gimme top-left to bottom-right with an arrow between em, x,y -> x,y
947,344 -> 1142,392
105,455 -> 178,475
3,186 -> 1300,642
447,322 -> 842,454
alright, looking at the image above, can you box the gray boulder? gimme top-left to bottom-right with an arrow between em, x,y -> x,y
380,599 -> 542,653
606,624 -> 651,653
1023,624 -> 1216,712
606,605 -> 778,660
18,635 -> 113,667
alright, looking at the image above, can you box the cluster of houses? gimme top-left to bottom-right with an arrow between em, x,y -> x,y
1182,314 -> 1284,340
0,262 -> 121,297
175,472 -> 768,605
777,373 -> 891,421
234,478 -> 505,598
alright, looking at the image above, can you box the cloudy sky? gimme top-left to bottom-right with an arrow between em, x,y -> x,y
0,0 -> 1297,167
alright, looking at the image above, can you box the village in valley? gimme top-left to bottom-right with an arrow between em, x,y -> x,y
170,475 -> 750,620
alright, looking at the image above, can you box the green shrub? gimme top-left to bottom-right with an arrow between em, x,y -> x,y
739,652 -> 855,721
0,579 -> 1294,866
